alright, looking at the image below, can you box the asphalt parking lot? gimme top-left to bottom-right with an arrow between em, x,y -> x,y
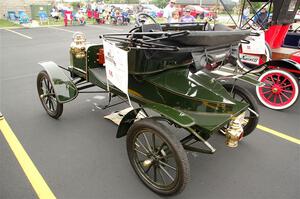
0,24 -> 299,199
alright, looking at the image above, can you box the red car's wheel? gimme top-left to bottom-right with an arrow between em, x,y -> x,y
256,70 -> 299,110
237,42 -> 271,73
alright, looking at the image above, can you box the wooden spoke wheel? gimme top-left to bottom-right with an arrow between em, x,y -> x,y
237,42 -> 271,73
256,69 -> 299,110
37,70 -> 63,119
126,118 -> 190,196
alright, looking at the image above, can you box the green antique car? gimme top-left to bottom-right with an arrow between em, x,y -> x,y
37,14 -> 260,195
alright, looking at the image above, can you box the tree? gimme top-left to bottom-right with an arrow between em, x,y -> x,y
152,0 -> 169,9
251,2 -> 263,12
128,0 -> 139,3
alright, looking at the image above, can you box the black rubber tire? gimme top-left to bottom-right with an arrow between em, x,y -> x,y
126,118 -> 190,196
223,84 -> 259,137
37,70 -> 63,119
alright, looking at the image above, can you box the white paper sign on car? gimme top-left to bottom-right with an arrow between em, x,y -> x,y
103,40 -> 129,95
239,53 -> 260,65
241,30 -> 265,55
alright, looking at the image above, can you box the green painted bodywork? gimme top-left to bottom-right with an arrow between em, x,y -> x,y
39,61 -> 78,103
130,68 -> 248,134
70,52 -> 86,72
62,43 -> 251,135
145,103 -> 195,127
87,45 -> 103,69
87,66 -> 248,135
69,45 -> 103,79
127,49 -> 193,74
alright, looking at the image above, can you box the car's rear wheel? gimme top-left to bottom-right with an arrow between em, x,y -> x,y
37,70 -> 63,119
223,84 -> 259,137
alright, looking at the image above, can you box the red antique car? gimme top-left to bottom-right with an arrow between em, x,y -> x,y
221,0 -> 300,110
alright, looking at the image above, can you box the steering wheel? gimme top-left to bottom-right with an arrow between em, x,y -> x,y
135,13 -> 158,27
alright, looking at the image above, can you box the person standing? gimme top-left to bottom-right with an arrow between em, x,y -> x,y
255,7 -> 269,29
75,10 -> 85,25
170,10 -> 180,23
180,8 -> 195,23
50,7 -> 60,21
242,6 -> 250,24
163,0 -> 176,23
94,9 -> 100,24
91,1 -> 97,11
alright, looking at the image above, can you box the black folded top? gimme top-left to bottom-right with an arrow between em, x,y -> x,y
167,30 -> 250,47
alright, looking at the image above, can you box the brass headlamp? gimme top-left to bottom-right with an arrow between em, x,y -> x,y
70,32 -> 86,59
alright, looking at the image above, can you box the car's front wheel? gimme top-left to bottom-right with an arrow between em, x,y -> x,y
127,118 -> 190,195
37,70 -> 63,119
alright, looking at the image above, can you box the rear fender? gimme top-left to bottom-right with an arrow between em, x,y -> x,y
39,61 -> 78,103
290,52 -> 300,63
144,103 -> 195,128
265,59 -> 300,75
116,103 -> 196,138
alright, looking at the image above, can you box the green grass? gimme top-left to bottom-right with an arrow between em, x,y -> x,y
38,18 -> 97,26
39,19 -> 64,26
0,19 -> 21,28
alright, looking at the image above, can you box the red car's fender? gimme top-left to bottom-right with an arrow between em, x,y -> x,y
290,51 -> 300,63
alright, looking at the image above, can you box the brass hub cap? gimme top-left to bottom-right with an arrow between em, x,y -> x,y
272,84 -> 282,94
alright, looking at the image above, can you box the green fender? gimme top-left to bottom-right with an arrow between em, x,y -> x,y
39,61 -> 78,103
144,103 -> 195,127
116,108 -> 141,138
116,104 -> 195,138
116,103 -> 195,138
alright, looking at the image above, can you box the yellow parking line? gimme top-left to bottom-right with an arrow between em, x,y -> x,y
257,124 -> 300,145
0,116 -> 56,199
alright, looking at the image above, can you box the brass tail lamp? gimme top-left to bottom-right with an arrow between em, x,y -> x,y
225,112 -> 246,147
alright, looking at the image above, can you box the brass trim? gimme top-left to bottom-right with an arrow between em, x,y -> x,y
73,67 -> 87,74
225,112 -> 245,147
